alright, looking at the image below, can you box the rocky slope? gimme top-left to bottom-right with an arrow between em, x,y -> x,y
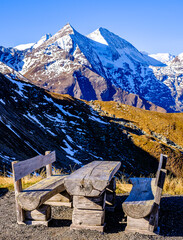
1,23 -> 178,112
0,69 -> 183,177
150,53 -> 183,112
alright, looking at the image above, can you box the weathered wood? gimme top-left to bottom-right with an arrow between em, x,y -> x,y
64,161 -> 121,197
155,154 -> 167,186
122,178 -> 156,219
122,154 -> 167,234
25,204 -> 51,221
24,219 -> 51,227
45,191 -> 72,207
125,216 -> 156,235
17,175 -> 65,211
72,209 -> 105,226
70,223 -> 106,232
45,151 -> 52,178
13,151 -> 56,181
12,161 -> 25,223
73,193 -> 106,210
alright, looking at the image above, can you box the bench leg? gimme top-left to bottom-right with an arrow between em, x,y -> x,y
23,205 -> 51,226
71,193 -> 106,232
125,211 -> 159,235
105,177 -> 116,212
15,199 -> 25,224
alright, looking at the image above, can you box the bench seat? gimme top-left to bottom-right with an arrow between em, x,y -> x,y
122,154 -> 167,234
122,178 -> 156,219
17,175 -> 65,211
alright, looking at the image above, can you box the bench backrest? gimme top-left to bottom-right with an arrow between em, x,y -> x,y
154,154 -> 167,206
155,154 -> 167,187
12,151 -> 56,182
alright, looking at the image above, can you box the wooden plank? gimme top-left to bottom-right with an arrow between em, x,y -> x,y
45,191 -> 71,203
24,219 -> 51,226
73,193 -> 106,210
12,161 -> 25,223
45,191 -> 72,207
70,223 -> 106,232
155,154 -> 167,186
122,178 -> 156,218
17,175 -> 65,211
72,209 -> 105,226
25,205 -> 51,221
13,151 -> 56,181
64,161 -> 121,197
126,216 -> 149,230
45,151 -> 52,177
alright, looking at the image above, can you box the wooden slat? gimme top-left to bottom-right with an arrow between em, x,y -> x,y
17,175 -> 65,211
64,161 -> 121,197
13,151 -> 56,181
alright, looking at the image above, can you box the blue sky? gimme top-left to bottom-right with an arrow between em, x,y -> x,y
0,0 -> 182,55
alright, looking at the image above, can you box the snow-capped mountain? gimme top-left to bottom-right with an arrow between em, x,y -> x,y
0,34 -> 52,72
149,53 -> 175,64
15,33 -> 52,50
1,23 -> 182,112
150,53 -> 183,111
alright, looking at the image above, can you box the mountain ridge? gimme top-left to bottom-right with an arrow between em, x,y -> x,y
0,23 -> 182,112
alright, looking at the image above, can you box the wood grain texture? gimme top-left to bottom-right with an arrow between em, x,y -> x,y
122,178 -> 156,219
12,161 -> 25,223
13,151 -> 56,181
70,223 -> 106,232
25,205 -> 51,221
72,209 -> 105,226
45,151 -> 52,178
64,161 -> 121,197
17,175 -> 65,211
73,193 -> 106,210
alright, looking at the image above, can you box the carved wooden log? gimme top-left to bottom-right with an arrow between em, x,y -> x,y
17,175 -> 65,211
25,204 -> 51,221
64,161 -> 121,197
122,178 -> 156,219
122,154 -> 167,234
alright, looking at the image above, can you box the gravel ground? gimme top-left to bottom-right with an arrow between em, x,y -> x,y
0,189 -> 183,240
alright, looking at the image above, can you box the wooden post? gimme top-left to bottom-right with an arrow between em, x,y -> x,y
12,161 -> 25,224
45,151 -> 52,177
105,177 -> 116,212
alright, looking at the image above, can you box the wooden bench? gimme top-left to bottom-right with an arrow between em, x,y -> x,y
122,154 -> 167,234
12,151 -> 71,226
64,161 -> 121,232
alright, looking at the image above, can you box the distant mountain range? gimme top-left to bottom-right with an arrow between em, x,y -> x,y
0,23 -> 183,112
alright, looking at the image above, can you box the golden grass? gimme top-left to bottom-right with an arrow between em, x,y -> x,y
0,168 -> 63,191
116,175 -> 183,195
0,175 -> 43,191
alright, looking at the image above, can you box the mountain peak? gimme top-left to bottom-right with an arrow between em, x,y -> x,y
57,23 -> 75,36
87,28 -> 108,45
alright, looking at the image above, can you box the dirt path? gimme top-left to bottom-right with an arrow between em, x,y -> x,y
0,190 -> 183,240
